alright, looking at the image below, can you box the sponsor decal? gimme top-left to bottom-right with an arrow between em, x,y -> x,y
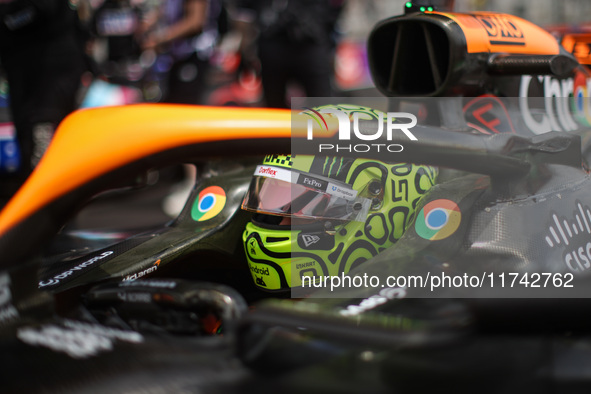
474,14 -> 525,47
297,232 -> 335,251
117,291 -> 151,303
17,319 -> 143,359
191,186 -> 226,222
519,71 -> 591,134
122,260 -> 160,282
62,320 -> 143,343
339,287 -> 406,317
119,279 -> 177,289
446,12 -> 558,55
255,276 -> 267,287
248,238 -> 257,255
38,251 -> 114,288
256,164 -> 358,202
249,265 -> 270,276
545,202 -> 591,272
248,262 -> 283,289
296,261 -> 315,270
463,95 -> 516,134
257,166 -> 278,177
327,182 -> 357,200
296,174 -> 328,192
247,260 -> 272,287
301,234 -> 321,247
302,177 -> 324,189
253,165 -> 293,183
0,273 -> 18,325
415,199 -> 462,240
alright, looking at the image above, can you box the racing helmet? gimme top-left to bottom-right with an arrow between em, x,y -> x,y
241,107 -> 438,292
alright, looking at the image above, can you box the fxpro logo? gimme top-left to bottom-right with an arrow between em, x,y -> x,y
303,107 -> 418,154
302,177 -> 323,188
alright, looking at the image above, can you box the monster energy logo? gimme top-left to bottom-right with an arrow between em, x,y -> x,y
318,156 -> 350,179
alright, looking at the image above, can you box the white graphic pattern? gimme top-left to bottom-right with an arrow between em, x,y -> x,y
546,203 -> 591,248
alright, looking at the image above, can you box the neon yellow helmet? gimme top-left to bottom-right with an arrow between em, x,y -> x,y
241,106 -> 438,292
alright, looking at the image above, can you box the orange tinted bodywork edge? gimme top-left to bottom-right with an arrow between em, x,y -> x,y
436,11 -> 560,55
0,104 -> 292,236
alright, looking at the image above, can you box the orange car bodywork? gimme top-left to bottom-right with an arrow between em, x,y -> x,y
0,105 -> 292,237
439,12 -> 560,55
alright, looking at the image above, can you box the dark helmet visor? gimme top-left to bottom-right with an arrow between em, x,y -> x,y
241,165 -> 370,222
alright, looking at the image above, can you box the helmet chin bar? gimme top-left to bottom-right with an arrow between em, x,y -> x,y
255,214 -> 345,236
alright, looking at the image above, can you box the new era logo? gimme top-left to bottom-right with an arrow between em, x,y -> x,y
301,234 -> 321,247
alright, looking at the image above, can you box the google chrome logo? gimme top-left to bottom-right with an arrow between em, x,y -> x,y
415,199 -> 461,240
191,186 -> 226,222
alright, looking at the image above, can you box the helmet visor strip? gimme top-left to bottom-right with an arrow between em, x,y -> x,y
242,165 -> 370,222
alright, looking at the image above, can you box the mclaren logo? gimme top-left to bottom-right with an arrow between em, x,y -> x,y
122,260 -> 161,282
